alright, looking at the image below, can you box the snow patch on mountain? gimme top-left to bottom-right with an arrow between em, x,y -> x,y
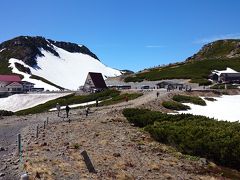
9,58 -> 59,91
8,45 -> 121,90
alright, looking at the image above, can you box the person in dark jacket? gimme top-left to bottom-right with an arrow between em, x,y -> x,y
85,107 -> 90,117
65,104 -> 70,118
96,99 -> 99,107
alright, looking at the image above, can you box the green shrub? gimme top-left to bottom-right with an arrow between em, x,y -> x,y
190,79 -> 212,86
0,110 -> 14,116
172,95 -> 206,106
204,97 -> 217,101
210,84 -> 238,89
162,101 -> 190,111
123,108 -> 240,170
73,143 -> 80,149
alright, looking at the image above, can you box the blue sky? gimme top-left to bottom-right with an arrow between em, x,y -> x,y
0,0 -> 240,72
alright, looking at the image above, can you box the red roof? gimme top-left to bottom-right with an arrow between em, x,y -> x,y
0,75 -> 21,82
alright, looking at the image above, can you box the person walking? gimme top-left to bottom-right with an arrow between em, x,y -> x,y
56,103 -> 61,117
65,104 -> 70,118
125,96 -> 128,102
85,107 -> 89,117
156,91 -> 159,97
96,99 -> 99,107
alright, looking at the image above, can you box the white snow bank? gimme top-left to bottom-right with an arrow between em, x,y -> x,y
8,44 -> 121,90
178,95 -> 240,122
0,93 -> 70,112
49,100 -> 102,111
9,58 -> 59,91
212,67 -> 238,75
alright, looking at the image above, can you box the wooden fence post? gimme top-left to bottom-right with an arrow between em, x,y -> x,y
81,150 -> 96,173
18,134 -> 21,155
36,125 -> 39,138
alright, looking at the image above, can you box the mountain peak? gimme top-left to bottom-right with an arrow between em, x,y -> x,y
0,36 -> 99,67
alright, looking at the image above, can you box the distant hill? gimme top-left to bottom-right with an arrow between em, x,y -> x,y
0,36 -> 121,90
186,39 -> 240,61
125,39 -> 240,85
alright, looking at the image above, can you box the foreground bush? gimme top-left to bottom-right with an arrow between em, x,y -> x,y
123,108 -> 240,170
173,95 -> 206,106
162,101 -> 190,110
0,110 -> 14,116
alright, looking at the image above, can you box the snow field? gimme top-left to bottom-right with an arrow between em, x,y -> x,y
0,93 -> 70,112
178,95 -> 240,122
8,44 -> 121,90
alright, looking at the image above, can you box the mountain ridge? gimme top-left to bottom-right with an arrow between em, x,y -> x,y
0,36 -> 99,67
0,36 -> 121,90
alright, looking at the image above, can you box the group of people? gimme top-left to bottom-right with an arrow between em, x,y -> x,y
56,101 -> 96,118
56,103 -> 70,118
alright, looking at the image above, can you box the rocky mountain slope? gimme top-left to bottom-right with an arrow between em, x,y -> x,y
186,39 -> 240,61
0,36 -> 121,90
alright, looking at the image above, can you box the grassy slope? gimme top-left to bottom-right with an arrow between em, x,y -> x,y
125,58 -> 240,85
194,40 -> 240,59
101,92 -> 142,106
15,89 -> 142,115
16,89 -> 120,115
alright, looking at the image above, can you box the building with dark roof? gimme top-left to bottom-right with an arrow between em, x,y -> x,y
220,73 -> 240,83
83,72 -> 107,92
209,68 -> 240,83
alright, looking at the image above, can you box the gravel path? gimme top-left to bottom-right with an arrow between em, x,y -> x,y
0,112 -> 67,179
0,90 -> 236,179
